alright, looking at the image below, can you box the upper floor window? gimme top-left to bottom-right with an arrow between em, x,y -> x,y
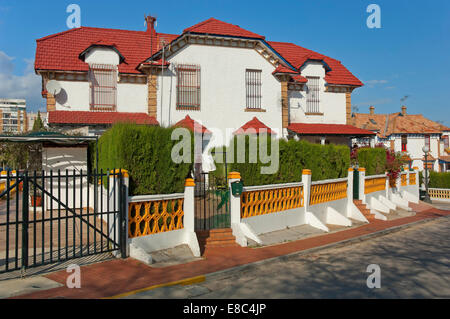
443,135 -> 449,149
306,76 -> 320,114
176,64 -> 201,110
425,134 -> 431,149
88,63 -> 117,111
245,69 -> 262,109
401,135 -> 408,152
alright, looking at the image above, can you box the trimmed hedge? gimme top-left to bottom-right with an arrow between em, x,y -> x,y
357,147 -> 387,176
97,123 -> 193,195
429,171 -> 450,189
212,136 -> 350,186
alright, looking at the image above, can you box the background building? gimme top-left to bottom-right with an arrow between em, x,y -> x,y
0,98 -> 27,133
26,111 -> 48,131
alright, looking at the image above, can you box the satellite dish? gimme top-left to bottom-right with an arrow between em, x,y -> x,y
46,80 -> 61,95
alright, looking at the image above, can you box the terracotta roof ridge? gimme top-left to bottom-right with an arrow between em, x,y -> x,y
37,26 -> 149,42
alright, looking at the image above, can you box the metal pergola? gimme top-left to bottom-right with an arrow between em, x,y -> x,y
0,131 -> 99,170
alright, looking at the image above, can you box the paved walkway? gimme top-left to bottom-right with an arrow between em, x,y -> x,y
10,201 -> 450,299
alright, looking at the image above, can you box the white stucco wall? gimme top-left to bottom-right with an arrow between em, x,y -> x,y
84,47 -> 121,66
289,61 -> 347,125
158,44 -> 283,149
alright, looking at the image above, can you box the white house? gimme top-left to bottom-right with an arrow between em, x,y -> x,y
352,106 -> 450,172
35,16 -> 374,171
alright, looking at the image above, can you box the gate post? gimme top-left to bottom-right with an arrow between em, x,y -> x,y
358,168 -> 366,203
347,168 -> 354,217
110,169 -> 129,258
228,172 -> 241,225
301,169 -> 312,211
21,172 -> 29,273
184,178 -> 200,257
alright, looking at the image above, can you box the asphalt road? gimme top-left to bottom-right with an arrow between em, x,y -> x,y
127,215 -> 450,299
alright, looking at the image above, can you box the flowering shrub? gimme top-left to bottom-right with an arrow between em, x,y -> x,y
352,144 -> 404,181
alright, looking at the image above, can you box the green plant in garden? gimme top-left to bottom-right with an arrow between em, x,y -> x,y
428,171 -> 450,188
96,123 -> 194,195
211,137 -> 350,186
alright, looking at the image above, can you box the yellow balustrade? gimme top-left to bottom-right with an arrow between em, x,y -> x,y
310,181 -> 347,205
241,186 -> 304,219
401,174 -> 407,186
365,177 -> 386,194
428,189 -> 450,200
128,198 -> 184,238
409,173 -> 416,185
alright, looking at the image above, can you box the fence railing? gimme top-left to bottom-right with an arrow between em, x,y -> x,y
364,175 -> 386,194
310,178 -> 347,205
128,194 -> 185,238
241,183 -> 304,218
401,173 -> 408,186
409,173 -> 416,185
428,188 -> 450,201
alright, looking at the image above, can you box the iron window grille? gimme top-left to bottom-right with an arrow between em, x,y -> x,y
401,134 -> 408,152
306,76 -> 320,113
176,64 -> 201,110
88,63 -> 117,111
245,69 -> 262,109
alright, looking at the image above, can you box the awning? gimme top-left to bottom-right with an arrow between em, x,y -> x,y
288,123 -> 376,137
48,110 -> 159,126
234,117 -> 275,135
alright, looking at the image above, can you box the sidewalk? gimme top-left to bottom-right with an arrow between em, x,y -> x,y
10,201 -> 450,299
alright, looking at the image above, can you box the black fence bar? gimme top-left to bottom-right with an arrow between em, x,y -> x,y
0,169 -> 125,274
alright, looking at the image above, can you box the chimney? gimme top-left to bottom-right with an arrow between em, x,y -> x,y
401,105 -> 407,115
145,15 -> 157,37
369,106 -> 375,115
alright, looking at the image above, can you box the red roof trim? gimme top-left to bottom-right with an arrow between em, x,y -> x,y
48,111 -> 159,126
174,115 -> 211,134
234,117 -> 275,135
288,123 -> 375,136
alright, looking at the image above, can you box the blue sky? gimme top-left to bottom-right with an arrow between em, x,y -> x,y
0,0 -> 449,125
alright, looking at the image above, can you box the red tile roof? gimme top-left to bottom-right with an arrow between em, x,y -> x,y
173,115 -> 211,134
269,41 -> 363,87
272,65 -> 298,74
48,111 -> 158,125
35,19 -> 361,87
35,27 -> 177,74
288,123 -> 375,136
183,18 -> 265,39
234,117 -> 275,135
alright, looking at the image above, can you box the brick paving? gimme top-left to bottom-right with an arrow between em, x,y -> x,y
12,201 -> 449,299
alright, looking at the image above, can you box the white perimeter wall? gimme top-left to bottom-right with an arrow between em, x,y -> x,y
242,207 -> 306,235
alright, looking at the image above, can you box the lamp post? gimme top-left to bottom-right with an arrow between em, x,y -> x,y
422,145 -> 431,203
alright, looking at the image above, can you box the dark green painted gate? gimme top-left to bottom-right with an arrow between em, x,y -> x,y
353,169 -> 360,200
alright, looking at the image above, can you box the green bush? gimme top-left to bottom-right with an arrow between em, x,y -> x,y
211,136 -> 350,186
357,147 -> 387,176
429,171 -> 450,188
97,123 -> 193,195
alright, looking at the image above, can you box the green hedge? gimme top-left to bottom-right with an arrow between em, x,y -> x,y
429,171 -> 450,188
212,136 -> 350,186
97,123 -> 193,195
357,147 -> 387,176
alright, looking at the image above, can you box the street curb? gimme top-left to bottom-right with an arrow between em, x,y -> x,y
203,214 -> 448,281
110,214 -> 447,298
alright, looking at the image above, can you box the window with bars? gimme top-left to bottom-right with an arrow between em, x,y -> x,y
245,69 -> 262,109
443,135 -> 449,149
401,135 -> 408,152
176,64 -> 201,109
306,76 -> 320,113
88,63 -> 117,111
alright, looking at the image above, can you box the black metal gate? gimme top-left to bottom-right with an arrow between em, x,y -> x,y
353,169 -> 360,200
194,172 -> 231,231
0,169 -> 126,274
